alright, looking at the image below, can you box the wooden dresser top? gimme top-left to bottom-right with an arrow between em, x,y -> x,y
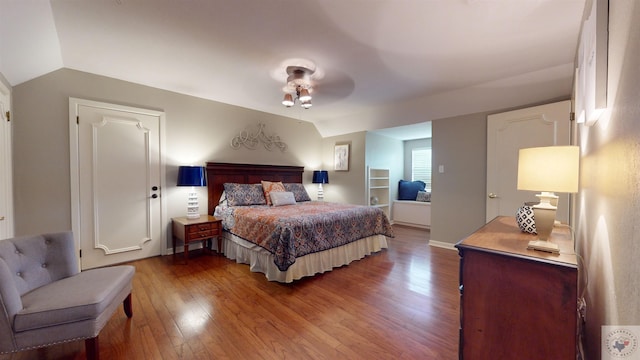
456,216 -> 578,268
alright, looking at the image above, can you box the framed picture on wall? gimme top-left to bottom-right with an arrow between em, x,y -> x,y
575,0 -> 608,126
334,144 -> 349,171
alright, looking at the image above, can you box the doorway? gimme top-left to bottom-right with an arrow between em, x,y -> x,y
69,98 -> 166,269
486,100 -> 572,223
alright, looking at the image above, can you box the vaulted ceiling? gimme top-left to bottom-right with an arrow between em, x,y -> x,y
0,0 -> 585,139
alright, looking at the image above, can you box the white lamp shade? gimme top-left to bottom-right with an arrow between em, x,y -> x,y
517,146 -> 579,193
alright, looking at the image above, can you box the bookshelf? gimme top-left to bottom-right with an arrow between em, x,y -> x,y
367,167 -> 390,218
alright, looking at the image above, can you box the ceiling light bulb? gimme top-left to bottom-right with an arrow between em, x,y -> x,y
282,94 -> 294,107
301,100 -> 312,109
299,88 -> 312,102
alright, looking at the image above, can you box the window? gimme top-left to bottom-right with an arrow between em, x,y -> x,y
411,148 -> 431,190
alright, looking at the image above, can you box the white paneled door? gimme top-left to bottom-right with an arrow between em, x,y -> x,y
486,100 -> 572,223
0,81 -> 13,240
70,98 -> 165,269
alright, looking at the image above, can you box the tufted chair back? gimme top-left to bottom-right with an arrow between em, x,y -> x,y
0,232 -> 78,295
0,232 -> 78,351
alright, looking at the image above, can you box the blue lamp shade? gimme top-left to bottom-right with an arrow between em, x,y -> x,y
312,170 -> 329,184
177,166 -> 207,187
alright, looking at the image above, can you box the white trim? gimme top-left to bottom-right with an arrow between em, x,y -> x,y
69,100 -> 81,263
428,240 -> 457,251
0,80 -> 13,239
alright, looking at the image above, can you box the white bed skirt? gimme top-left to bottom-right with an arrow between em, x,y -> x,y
221,232 -> 389,283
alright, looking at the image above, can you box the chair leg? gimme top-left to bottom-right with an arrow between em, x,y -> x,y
85,336 -> 99,360
123,293 -> 133,318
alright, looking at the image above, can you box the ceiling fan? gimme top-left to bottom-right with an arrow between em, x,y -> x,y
272,57 -> 355,110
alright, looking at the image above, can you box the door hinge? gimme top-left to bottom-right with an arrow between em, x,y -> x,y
5,111 -> 9,122
569,112 -> 575,122
79,249 -> 82,258
77,115 -> 79,125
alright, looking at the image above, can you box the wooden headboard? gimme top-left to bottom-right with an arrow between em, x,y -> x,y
206,162 -> 304,215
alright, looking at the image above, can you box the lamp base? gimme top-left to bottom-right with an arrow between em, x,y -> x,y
186,189 -> 200,219
527,240 -> 560,254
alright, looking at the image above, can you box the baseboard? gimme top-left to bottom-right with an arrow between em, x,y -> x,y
428,240 -> 457,251
392,220 -> 431,230
168,242 -> 211,255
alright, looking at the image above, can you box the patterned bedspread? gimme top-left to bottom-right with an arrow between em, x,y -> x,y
224,202 -> 394,271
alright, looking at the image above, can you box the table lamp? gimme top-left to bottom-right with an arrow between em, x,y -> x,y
177,166 -> 207,219
312,170 -> 329,201
517,146 -> 579,253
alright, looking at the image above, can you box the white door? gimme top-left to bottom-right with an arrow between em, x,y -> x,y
0,81 -> 13,240
486,100 -> 571,223
70,98 -> 165,269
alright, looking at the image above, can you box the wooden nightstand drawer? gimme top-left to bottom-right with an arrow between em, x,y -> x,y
187,223 -> 212,233
186,229 -> 212,241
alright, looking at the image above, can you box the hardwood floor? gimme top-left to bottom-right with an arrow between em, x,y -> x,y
1,225 -> 460,360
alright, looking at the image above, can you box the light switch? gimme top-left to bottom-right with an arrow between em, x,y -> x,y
439,165 -> 444,173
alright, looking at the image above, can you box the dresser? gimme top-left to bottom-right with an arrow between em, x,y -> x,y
456,216 -> 578,359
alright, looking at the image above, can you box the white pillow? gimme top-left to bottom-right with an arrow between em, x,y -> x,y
270,191 -> 296,207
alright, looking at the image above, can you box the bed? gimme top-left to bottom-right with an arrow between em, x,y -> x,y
206,162 -> 393,283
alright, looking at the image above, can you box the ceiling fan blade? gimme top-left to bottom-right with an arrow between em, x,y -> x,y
311,68 -> 355,105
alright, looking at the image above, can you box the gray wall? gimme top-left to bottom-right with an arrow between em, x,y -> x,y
319,132 -> 367,205
431,113 -> 488,244
576,1 -> 640,358
12,68 -> 323,239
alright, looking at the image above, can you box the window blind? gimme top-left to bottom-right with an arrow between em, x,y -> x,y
411,148 -> 431,190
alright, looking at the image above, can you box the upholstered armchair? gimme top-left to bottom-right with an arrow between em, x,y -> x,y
0,232 -> 135,360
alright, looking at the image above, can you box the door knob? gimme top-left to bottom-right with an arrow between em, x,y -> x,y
151,194 -> 158,199
151,186 -> 159,191
488,193 -> 498,199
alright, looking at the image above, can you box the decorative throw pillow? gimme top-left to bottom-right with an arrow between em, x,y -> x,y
398,180 -> 426,200
261,180 -> 286,206
223,183 -> 266,206
283,183 -> 312,202
270,191 -> 297,207
416,191 -> 431,202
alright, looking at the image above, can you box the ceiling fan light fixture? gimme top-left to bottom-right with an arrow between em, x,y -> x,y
298,88 -> 312,102
282,93 -> 294,107
279,62 -> 318,109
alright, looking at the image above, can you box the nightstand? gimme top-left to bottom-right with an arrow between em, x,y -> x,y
172,215 -> 223,264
